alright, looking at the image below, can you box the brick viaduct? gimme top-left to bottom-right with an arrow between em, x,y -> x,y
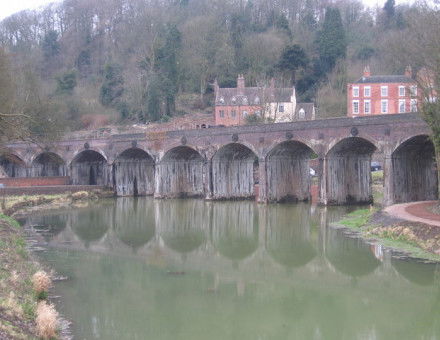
1,113 -> 437,206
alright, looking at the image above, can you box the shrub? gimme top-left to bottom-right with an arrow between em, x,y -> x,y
36,301 -> 59,339
32,271 -> 52,298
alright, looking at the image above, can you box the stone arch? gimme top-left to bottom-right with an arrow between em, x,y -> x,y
211,143 -> 259,200
390,135 -> 437,203
155,146 -> 205,198
0,153 -> 27,177
266,140 -> 315,202
113,148 -> 155,196
324,137 -> 376,205
70,150 -> 108,185
29,152 -> 66,177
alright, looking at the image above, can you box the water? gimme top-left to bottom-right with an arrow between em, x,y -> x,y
24,198 -> 440,340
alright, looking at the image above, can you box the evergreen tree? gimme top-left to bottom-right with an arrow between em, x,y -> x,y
146,76 -> 161,121
56,69 -> 77,95
277,44 -> 308,85
383,0 -> 395,19
42,30 -> 60,60
100,63 -> 124,107
316,7 -> 347,74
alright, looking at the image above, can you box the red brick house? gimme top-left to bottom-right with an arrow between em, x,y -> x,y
347,66 -> 419,117
214,75 -> 314,126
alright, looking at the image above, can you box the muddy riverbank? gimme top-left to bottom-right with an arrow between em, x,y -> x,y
331,207 -> 440,262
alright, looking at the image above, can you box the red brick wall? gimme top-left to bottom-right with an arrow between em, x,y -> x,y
347,82 -> 418,117
0,177 -> 70,187
215,105 -> 262,126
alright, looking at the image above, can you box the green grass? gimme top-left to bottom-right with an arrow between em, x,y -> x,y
338,209 -> 373,229
371,170 -> 383,184
333,207 -> 440,262
0,213 -> 21,228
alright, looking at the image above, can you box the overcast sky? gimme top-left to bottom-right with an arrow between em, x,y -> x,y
0,0 -> 414,20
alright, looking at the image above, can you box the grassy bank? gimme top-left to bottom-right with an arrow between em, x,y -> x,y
0,190 -> 113,339
0,214 -> 38,339
334,208 -> 440,262
0,189 -> 113,217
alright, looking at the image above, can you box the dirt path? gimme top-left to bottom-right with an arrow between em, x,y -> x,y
384,201 -> 440,227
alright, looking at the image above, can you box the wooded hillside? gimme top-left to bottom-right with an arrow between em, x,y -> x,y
0,0 -> 429,131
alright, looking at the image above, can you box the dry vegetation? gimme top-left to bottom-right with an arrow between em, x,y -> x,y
35,301 -> 59,340
0,216 -> 38,339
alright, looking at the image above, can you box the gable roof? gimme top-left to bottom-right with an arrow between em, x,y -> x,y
295,103 -> 315,120
215,87 -> 294,106
354,75 -> 415,84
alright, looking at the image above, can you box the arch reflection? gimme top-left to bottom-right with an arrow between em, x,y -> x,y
71,205 -> 112,247
212,202 -> 259,261
114,198 -> 155,251
392,258 -> 439,286
266,204 -> 316,268
325,227 -> 380,277
159,200 -> 207,253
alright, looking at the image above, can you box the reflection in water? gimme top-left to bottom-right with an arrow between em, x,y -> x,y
392,258 -> 439,286
114,198 -> 155,251
26,213 -> 68,242
159,200 -> 207,254
326,227 -> 381,277
71,205 -> 112,247
265,204 -> 316,268
212,202 -> 259,261
30,198 -> 440,340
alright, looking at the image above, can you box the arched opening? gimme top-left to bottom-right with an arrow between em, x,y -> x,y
266,141 -> 315,202
70,150 -> 107,185
211,143 -> 258,200
156,146 -> 204,198
390,135 -> 437,203
30,152 -> 66,177
325,137 -> 376,205
0,153 -> 27,177
113,148 -> 155,196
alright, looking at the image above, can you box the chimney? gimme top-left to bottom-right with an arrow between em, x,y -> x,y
405,65 -> 412,78
363,65 -> 371,77
237,74 -> 245,90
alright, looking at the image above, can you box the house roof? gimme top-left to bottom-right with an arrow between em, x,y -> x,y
354,75 -> 415,84
295,103 -> 315,120
215,87 -> 294,106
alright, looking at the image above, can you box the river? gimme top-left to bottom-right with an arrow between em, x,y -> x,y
23,198 -> 440,340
